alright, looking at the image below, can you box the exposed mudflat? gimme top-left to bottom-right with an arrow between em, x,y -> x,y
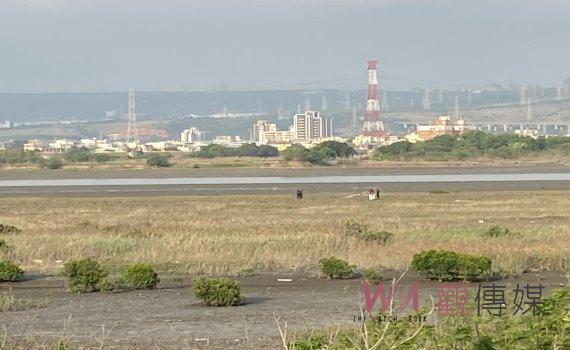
0,165 -> 569,197
1,164 -> 570,180
1,272 -> 566,349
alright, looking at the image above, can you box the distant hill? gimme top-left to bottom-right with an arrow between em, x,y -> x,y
0,88 -> 532,123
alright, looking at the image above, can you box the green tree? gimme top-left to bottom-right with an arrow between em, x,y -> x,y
281,144 -> 309,162
63,146 -> 92,162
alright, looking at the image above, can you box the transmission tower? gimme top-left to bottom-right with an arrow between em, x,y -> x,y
422,89 -> 431,110
304,98 -> 311,111
454,95 -> 461,121
126,89 -> 139,144
321,95 -> 328,111
344,91 -> 352,110
381,90 -> 389,111
520,85 -> 527,106
526,91 -> 534,121
362,60 -> 384,136
352,106 -> 358,128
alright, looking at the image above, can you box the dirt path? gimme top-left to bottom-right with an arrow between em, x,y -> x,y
1,272 -> 566,349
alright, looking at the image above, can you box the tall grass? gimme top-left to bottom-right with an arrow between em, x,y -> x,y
0,191 -> 568,275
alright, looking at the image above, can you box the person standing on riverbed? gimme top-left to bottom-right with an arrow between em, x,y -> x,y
296,188 -> 303,200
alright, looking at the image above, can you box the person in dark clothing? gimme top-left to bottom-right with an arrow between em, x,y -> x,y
296,189 -> 303,199
375,188 -> 380,200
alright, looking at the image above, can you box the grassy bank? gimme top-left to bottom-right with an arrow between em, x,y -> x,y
0,191 -> 568,275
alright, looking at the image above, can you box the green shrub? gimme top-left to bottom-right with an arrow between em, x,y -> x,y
0,224 -> 21,235
410,249 -> 492,281
146,155 -> 171,167
93,153 -> 117,163
63,259 -> 107,293
46,158 -> 63,169
484,225 -> 513,237
361,230 -> 393,243
193,277 -> 244,306
0,260 -> 24,282
362,268 -> 383,285
119,263 -> 159,290
291,287 -> 570,349
96,277 -> 118,293
344,220 -> 393,244
318,257 -> 355,279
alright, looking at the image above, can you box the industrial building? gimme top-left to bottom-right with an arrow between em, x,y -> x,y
415,115 -> 476,141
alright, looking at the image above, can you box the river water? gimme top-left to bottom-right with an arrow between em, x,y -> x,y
1,173 -> 570,187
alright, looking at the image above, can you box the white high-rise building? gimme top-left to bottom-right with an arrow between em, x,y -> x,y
293,111 -> 333,141
252,120 -> 276,143
252,120 -> 293,144
180,127 -> 203,143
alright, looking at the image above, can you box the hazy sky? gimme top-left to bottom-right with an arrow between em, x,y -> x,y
0,0 -> 568,92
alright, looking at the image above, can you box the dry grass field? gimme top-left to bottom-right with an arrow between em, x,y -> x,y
0,191 -> 568,276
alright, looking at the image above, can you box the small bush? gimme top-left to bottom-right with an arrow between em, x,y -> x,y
344,220 -> 393,244
318,257 -> 355,279
93,153 -> 117,163
522,255 -> 548,272
0,260 -> 24,282
362,268 -> 383,285
410,249 -> 492,281
361,231 -> 393,244
484,225 -> 513,237
429,189 -> 450,194
146,155 -> 171,167
46,158 -> 63,169
63,259 -> 107,293
0,239 -> 13,254
0,224 -> 21,235
193,277 -> 243,306
119,263 -> 159,290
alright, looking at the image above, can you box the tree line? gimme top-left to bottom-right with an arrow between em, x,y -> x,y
374,131 -> 570,161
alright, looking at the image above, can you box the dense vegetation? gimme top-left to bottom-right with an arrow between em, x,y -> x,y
291,288 -> 569,349
119,263 -> 160,289
282,141 -> 356,164
146,154 -> 172,167
0,150 -> 44,167
0,224 -> 21,235
318,257 -> 356,279
191,143 -> 279,158
0,147 -> 117,169
344,220 -> 393,244
63,146 -> 118,163
193,277 -> 244,306
411,249 -> 493,281
0,260 -> 24,282
374,131 -> 570,161
63,259 -> 108,293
